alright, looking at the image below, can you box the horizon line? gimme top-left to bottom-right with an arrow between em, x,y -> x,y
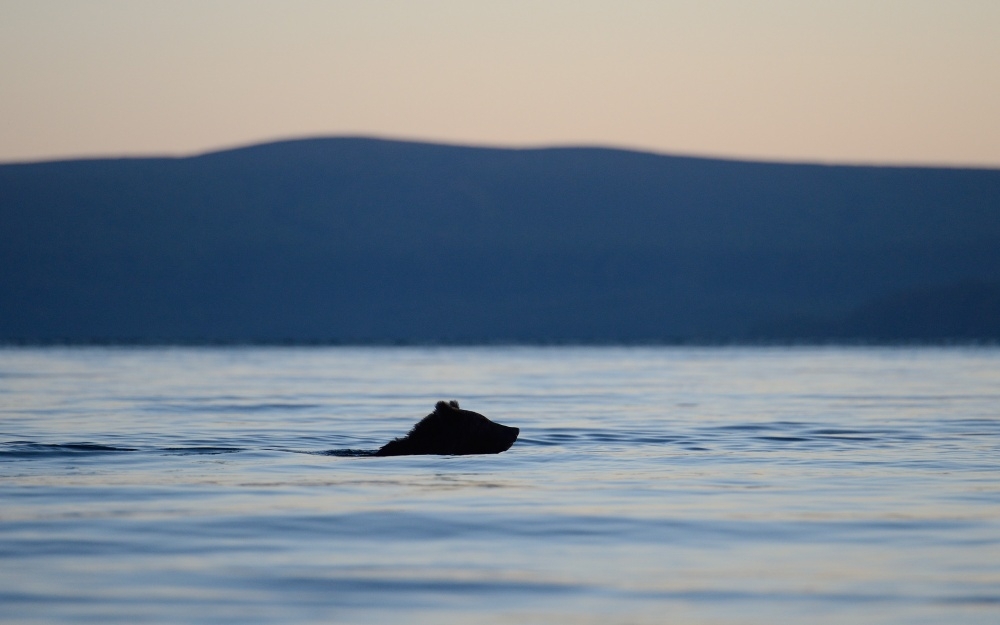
3,133 -> 999,172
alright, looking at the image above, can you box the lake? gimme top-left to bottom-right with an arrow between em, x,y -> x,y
2,346 -> 999,624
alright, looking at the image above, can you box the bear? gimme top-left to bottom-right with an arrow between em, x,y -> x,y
375,400 -> 519,456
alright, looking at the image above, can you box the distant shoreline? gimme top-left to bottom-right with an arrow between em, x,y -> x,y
4,137 -> 998,344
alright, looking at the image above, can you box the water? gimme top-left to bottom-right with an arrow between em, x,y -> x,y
2,346 -> 999,624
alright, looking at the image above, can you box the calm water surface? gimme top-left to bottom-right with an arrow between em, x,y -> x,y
1,346 -> 999,624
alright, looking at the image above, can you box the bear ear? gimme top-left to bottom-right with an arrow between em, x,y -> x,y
435,400 -> 453,412
449,400 -> 460,409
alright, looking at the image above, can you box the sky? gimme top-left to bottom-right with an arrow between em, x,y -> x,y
2,0 -> 999,166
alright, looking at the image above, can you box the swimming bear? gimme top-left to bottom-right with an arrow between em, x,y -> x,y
375,400 -> 519,456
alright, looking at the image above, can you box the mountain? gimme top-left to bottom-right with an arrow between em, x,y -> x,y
2,137 -> 999,343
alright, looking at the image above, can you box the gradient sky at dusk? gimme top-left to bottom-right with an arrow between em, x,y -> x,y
2,0 -> 999,165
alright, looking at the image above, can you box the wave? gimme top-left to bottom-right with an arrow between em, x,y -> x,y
160,446 -> 244,456
0,441 -> 137,458
320,449 -> 378,457
0,440 -> 382,459
0,441 -> 244,459
6,415 -> 998,459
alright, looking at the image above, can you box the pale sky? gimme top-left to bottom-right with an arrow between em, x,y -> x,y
2,0 -> 999,165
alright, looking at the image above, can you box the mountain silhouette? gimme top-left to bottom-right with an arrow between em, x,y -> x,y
2,137 -> 998,343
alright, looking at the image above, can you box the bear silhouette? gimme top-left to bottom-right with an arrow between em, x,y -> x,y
375,400 -> 519,456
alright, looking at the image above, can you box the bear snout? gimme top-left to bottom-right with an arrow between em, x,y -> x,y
503,425 -> 520,445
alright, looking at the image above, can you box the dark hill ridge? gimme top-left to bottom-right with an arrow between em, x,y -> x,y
2,137 -> 999,343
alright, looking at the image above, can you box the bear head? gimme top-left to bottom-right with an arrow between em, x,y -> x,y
375,400 -> 519,456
